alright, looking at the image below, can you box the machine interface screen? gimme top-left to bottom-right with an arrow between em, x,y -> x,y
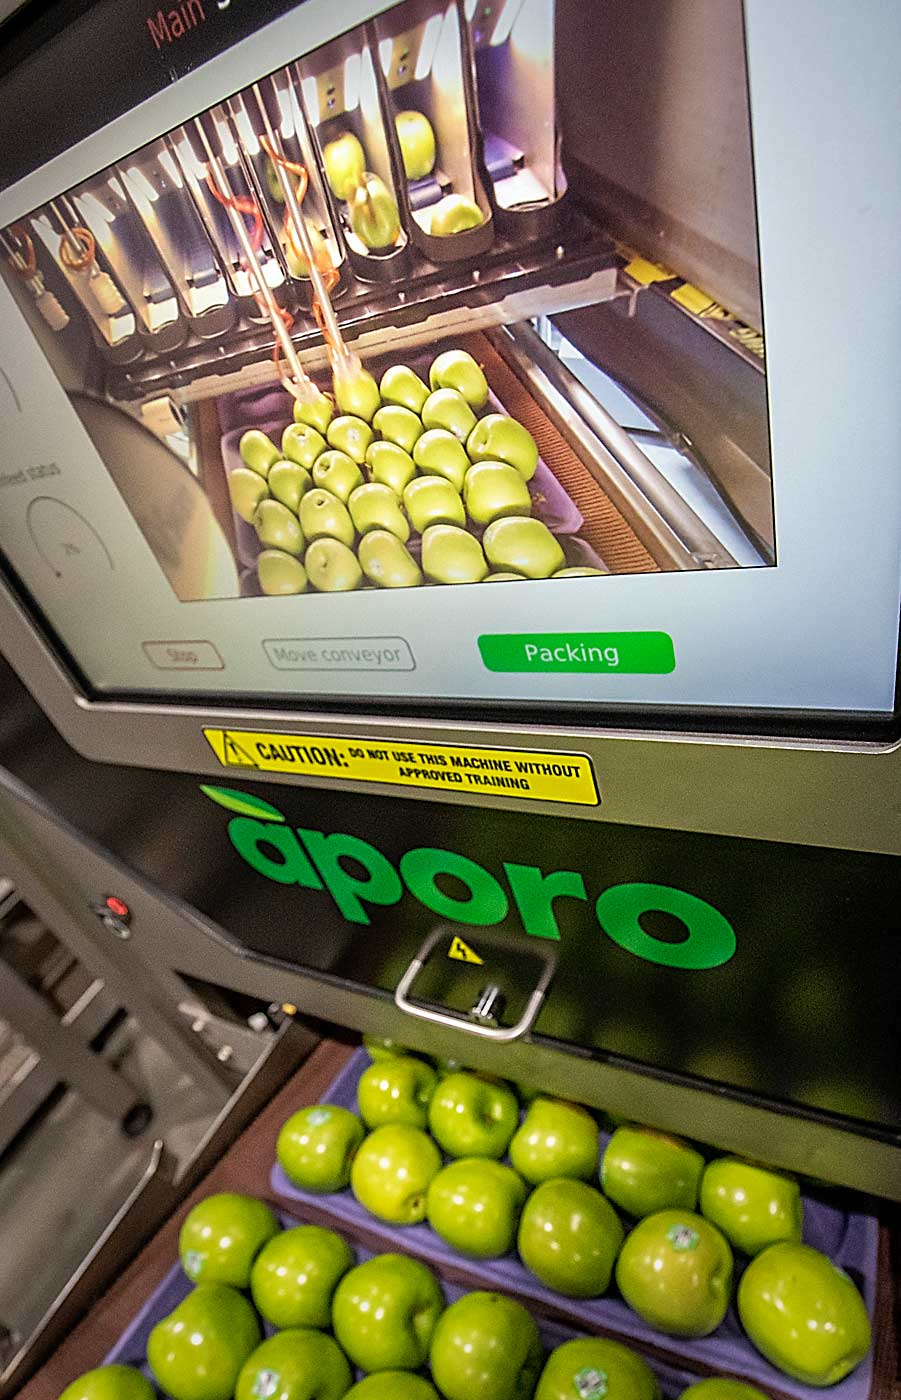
0,0 -> 898,725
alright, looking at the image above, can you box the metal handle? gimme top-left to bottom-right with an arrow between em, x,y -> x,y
394,927 -> 557,1043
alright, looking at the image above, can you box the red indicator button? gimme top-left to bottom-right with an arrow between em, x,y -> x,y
104,895 -> 130,919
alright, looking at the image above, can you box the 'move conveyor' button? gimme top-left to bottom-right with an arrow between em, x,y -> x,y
264,636 -> 415,672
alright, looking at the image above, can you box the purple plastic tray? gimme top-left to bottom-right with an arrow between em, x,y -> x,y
270,1050 -> 881,1400
103,1210 -> 702,1399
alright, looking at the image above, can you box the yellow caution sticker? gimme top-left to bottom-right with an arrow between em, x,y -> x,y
448,936 -> 484,965
203,729 -> 599,806
624,255 -> 674,286
670,283 -> 730,319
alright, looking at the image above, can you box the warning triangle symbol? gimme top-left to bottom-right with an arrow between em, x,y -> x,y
448,935 -> 484,965
224,734 -> 258,768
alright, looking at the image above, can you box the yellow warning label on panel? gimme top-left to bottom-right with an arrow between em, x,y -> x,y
203,729 -> 599,807
670,283 -> 730,319
624,256 -> 674,286
448,936 -> 484,965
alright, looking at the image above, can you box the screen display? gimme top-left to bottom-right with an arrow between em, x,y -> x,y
0,0 -> 898,724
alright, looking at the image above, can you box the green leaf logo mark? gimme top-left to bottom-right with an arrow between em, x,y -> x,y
199,785 -> 286,822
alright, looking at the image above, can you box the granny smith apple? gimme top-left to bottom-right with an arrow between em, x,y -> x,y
464,461 -> 532,525
379,367 -> 430,416
294,390 -> 334,435
323,130 -> 366,201
517,1178 -> 623,1298
229,466 -> 270,523
299,488 -> 355,546
250,1223 -> 354,1329
486,572 -> 526,581
373,403 -> 424,454
421,388 -> 477,442
357,1054 -> 437,1128
349,483 -> 410,540
366,440 -> 417,493
601,1127 -> 705,1219
680,1384 -> 769,1400
328,414 -> 376,463
266,155 -> 286,202
483,516 -> 564,578
737,1242 -> 871,1385
270,459 -> 313,513
403,475 -> 465,532
421,524 -> 488,584
413,428 -> 470,490
615,1210 -> 733,1337
254,498 -> 305,556
699,1157 -> 803,1257
282,422 -> 328,470
427,1071 -> 518,1157
350,1123 -> 441,1223
313,450 -> 364,502
363,1034 -> 412,1060
235,1329 -> 352,1400
429,349 -> 489,409
305,538 -> 363,592
350,174 -> 401,249
396,109 -> 436,180
467,414 -> 538,480
553,567 -> 607,577
429,1291 -> 543,1400
276,1103 -> 365,1192
59,1366 -> 155,1400
258,549 -> 308,595
284,219 -> 329,280
332,1252 -> 444,1371
147,1282 -> 261,1400
534,1337 -> 660,1400
509,1098 -> 599,1185
179,1193 -> 278,1288
426,1157 -> 527,1258
345,1376 -> 438,1400
359,530 -> 422,588
333,366 -> 381,423
430,193 -> 484,236
239,428 -> 281,477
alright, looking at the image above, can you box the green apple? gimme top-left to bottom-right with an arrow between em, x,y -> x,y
486,572 -> 526,581
285,219 -> 329,280
426,1158 -> 527,1258
464,461 -> 532,525
235,1329 -> 352,1400
269,459 -> 313,513
700,1157 -> 803,1257
345,1376 -> 438,1400
553,567 -> 607,577
421,388 -> 477,442
266,156 -> 286,202
359,530 -> 422,588
332,1253 -> 444,1371
509,1098 -> 599,1185
276,1103 -> 365,1192
357,1054 -> 437,1128
323,130 -> 366,201
313,450 -> 364,502
427,1071 -> 518,1157
534,1338 -> 660,1400
483,516 -> 564,578
250,1224 -> 354,1329
305,538 -> 363,592
615,1210 -> 733,1337
413,428 -> 470,490
59,1366 -> 155,1400
349,483 -> 410,540
298,488 -> 354,546
429,349 -> 489,409
239,428 -> 281,477
366,440 -> 417,493
680,1385 -> 769,1400
147,1283 -> 261,1400
363,1034 -> 412,1060
737,1242 -> 871,1385
467,414 -> 538,480
294,390 -> 334,435
179,1193 -> 278,1288
282,422 -> 328,469
258,549 -> 308,595
254,499 -> 304,555
228,466 -> 270,523
396,110 -> 436,180
430,193 -> 484,236
328,414 -> 376,463
421,524 -> 488,583
350,174 -> 401,249
429,1291 -> 543,1400
373,403 -> 424,454
403,475 -> 465,532
379,367 -> 430,416
333,366 -> 381,423
601,1127 -> 705,1219
350,1123 -> 441,1224
517,1179 -> 623,1298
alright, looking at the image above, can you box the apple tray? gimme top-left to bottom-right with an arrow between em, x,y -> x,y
102,1209 -> 709,1398
270,1049 -> 892,1400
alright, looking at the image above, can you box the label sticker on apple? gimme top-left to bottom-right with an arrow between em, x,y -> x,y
307,1108 -> 332,1126
252,1369 -> 280,1399
666,1223 -> 700,1251
574,1367 -> 608,1399
183,1249 -> 203,1276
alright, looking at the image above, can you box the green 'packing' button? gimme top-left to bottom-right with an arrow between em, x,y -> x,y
478,631 -> 675,674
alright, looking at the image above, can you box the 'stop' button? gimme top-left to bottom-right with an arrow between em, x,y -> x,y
142,640 -> 224,671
